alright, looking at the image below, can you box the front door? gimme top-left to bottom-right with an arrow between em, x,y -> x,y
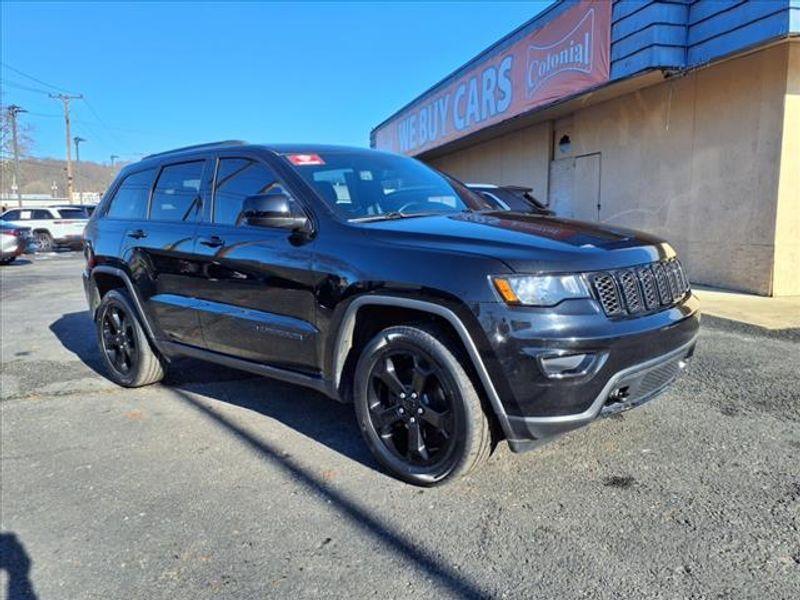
191,156 -> 319,373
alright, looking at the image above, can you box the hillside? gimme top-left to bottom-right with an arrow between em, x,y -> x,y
1,156 -> 128,196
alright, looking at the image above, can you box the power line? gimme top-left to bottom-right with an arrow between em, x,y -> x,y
2,79 -> 52,96
1,62 -> 78,94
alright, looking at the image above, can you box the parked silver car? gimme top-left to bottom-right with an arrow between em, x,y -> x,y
1,222 -> 36,264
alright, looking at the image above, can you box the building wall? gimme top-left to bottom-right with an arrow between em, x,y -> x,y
426,43 -> 796,296
428,121 -> 552,203
773,41 -> 800,295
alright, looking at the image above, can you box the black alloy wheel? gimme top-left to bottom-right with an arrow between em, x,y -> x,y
367,349 -> 455,467
354,325 -> 491,486
100,305 -> 138,376
95,289 -> 165,387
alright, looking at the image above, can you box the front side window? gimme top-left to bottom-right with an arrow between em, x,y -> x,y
2,210 -> 22,221
286,151 -> 490,221
106,168 -> 157,220
213,158 -> 294,226
150,161 -> 204,222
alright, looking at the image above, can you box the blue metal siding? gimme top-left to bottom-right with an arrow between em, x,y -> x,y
610,0 -> 795,79
689,9 -> 794,64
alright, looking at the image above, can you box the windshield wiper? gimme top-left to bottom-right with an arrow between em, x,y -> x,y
350,211 -> 437,223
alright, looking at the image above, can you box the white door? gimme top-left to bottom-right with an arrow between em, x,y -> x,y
547,153 -> 601,222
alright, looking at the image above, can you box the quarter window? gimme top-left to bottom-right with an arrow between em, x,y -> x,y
213,158 -> 293,225
150,161 -> 205,222
106,169 -> 157,220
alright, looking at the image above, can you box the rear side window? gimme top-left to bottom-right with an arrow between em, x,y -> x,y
106,169 -> 156,220
150,161 -> 204,222
33,209 -> 53,219
55,208 -> 88,219
213,158 -> 288,225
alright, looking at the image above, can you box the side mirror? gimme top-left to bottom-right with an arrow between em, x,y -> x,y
241,192 -> 309,230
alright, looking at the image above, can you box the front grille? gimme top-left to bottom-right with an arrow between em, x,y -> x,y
590,259 -> 690,318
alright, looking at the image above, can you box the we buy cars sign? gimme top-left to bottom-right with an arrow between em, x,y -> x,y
372,0 -> 610,156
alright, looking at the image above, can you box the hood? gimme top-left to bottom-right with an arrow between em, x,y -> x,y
359,211 -> 674,273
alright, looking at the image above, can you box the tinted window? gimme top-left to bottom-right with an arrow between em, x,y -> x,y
151,161 -> 204,222
2,210 -> 22,220
107,169 -> 156,220
55,207 -> 88,219
33,209 -> 53,219
213,158 -> 292,225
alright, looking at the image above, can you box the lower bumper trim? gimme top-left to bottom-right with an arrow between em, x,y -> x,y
506,336 -> 697,452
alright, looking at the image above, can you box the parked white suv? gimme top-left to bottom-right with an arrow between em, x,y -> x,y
0,206 -> 88,251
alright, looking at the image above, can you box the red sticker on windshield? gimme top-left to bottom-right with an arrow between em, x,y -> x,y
287,153 -> 325,166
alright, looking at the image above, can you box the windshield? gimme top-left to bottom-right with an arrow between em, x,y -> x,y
286,151 -> 491,221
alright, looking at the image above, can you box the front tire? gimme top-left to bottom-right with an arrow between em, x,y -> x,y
354,325 -> 491,486
96,289 -> 165,387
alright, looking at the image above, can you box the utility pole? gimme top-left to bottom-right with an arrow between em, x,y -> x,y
49,93 -> 83,203
110,154 -> 119,167
7,105 -> 27,206
73,136 -> 86,201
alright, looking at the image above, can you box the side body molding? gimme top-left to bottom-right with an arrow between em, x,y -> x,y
332,295 -> 516,441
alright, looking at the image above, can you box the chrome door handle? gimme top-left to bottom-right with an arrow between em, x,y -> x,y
127,229 -> 147,239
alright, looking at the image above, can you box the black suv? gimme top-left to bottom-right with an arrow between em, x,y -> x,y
83,141 -> 699,485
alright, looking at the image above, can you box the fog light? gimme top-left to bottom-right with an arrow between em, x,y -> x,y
539,352 -> 604,379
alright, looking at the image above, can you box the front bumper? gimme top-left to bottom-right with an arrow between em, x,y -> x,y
474,293 -> 700,451
505,337 -> 695,451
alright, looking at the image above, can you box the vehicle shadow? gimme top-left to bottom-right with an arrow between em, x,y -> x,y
170,387 -> 491,599
49,311 -> 377,469
0,532 -> 38,600
0,258 -> 34,267
49,311 -> 492,597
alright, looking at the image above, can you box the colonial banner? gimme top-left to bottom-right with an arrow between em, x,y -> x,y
372,0 -> 611,155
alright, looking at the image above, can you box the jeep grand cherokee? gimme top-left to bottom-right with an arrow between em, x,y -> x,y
82,141 -> 699,485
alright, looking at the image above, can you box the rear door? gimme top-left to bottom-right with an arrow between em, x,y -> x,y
118,158 -> 209,346
191,154 -> 319,371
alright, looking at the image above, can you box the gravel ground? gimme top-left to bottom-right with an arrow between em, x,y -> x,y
1,254 -> 798,599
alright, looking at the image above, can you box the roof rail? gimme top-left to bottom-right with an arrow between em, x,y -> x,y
143,140 -> 246,159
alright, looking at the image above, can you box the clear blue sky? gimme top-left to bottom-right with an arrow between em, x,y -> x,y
1,1 -> 554,164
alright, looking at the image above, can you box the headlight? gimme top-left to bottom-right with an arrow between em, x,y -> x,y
492,274 -> 590,306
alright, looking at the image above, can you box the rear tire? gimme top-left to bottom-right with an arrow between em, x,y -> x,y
96,289 -> 165,387
35,231 -> 53,252
354,324 -> 491,486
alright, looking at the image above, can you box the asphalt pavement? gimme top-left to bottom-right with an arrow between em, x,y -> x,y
1,254 -> 798,599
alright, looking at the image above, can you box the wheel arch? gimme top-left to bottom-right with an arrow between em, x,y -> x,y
88,266 -> 162,351
331,295 -> 514,441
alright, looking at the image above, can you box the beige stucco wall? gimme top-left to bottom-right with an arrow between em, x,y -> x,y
428,121 -> 552,204
425,43 -> 797,296
772,41 -> 800,296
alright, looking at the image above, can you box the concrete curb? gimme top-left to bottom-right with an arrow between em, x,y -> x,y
701,314 -> 800,343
